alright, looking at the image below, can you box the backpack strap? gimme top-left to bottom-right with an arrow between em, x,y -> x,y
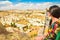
52,23 -> 58,33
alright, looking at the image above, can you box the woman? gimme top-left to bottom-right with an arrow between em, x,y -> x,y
45,5 -> 60,40
35,5 -> 60,40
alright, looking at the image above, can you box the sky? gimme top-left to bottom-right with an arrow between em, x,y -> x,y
1,0 -> 60,3
0,0 -> 60,10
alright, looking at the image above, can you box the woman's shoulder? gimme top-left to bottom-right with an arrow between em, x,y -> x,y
56,20 -> 60,26
55,20 -> 60,33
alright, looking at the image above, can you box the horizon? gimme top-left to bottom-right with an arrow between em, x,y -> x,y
0,0 -> 60,10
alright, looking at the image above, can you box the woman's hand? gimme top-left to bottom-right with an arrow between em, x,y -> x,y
35,36 -> 45,40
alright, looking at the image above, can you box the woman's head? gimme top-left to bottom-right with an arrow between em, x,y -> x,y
48,5 -> 60,19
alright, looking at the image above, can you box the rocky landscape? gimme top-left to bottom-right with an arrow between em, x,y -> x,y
0,10 -> 46,40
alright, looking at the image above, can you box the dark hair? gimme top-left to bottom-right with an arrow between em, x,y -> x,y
49,5 -> 59,12
48,5 -> 60,18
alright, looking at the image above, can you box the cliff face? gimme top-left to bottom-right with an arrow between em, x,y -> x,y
0,22 -> 31,40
